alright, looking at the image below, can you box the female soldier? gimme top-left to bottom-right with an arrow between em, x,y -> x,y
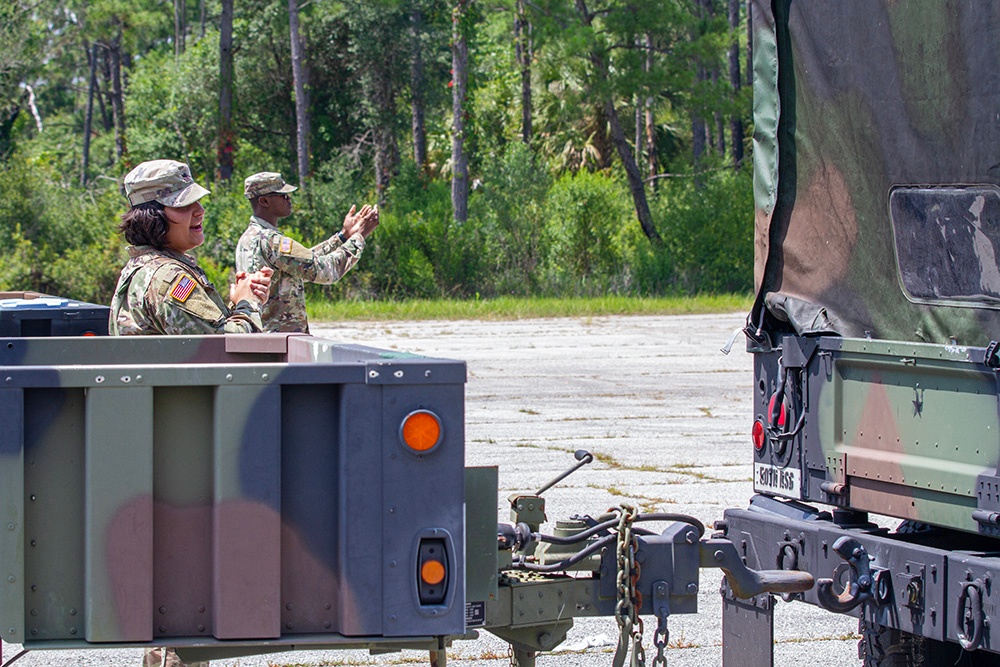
110,159 -> 272,334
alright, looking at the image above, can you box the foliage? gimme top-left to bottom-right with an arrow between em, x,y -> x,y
0,0 -> 755,305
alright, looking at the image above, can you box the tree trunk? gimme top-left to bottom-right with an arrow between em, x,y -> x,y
288,0 -> 311,183
746,0 -> 753,88
410,6 -> 427,172
606,99 -> 661,245
107,26 -> 127,161
81,42 -> 98,185
728,0 -> 744,167
451,0 -> 470,224
374,74 -> 399,204
97,50 -> 112,131
218,0 -> 235,182
644,33 -> 657,179
515,0 -> 532,143
174,0 -> 186,57
574,0 -> 660,244
200,0 -> 207,39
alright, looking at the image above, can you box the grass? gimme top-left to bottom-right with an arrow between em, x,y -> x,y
308,293 -> 754,322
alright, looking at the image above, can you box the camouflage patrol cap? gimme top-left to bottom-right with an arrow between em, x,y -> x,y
123,160 -> 210,209
244,172 -> 299,199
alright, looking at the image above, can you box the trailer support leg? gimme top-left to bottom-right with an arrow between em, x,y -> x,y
429,637 -> 447,667
722,590 -> 774,667
512,648 -> 536,666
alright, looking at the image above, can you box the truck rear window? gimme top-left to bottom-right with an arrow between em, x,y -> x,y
890,186 -> 1000,306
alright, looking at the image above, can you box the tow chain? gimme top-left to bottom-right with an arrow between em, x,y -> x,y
611,504 -> 669,667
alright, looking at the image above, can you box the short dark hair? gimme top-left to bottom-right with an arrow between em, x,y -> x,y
119,201 -> 169,249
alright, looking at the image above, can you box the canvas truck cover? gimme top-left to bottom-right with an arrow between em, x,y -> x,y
752,0 -> 1000,345
0,334 -> 466,655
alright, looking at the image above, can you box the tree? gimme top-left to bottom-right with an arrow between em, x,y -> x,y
514,0 -> 532,143
570,0 -> 661,244
218,0 -> 235,182
409,2 -> 429,171
728,0 -> 743,167
289,0 -> 311,183
451,0 -> 471,223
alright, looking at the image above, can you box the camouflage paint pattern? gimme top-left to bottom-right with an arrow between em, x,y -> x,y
752,0 -> 1000,345
750,0 -> 1000,533
234,216 -> 364,333
110,247 -> 263,335
0,334 -> 466,659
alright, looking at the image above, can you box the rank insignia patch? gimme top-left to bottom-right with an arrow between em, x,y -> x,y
279,237 -> 293,254
170,275 -> 196,302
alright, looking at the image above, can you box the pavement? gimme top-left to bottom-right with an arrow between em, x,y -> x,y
1,313 -> 862,667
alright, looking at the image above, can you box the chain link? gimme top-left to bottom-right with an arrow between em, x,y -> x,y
611,504 -> 671,667
652,605 -> 669,667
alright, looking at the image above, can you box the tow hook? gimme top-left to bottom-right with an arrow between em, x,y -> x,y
957,579 -> 986,651
816,536 -> 889,613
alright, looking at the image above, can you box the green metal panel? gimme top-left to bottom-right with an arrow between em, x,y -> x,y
0,388 -> 24,644
85,386 -> 154,642
212,384 -> 281,639
465,467 -> 499,609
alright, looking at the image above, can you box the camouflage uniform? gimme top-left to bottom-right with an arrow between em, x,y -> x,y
234,215 -> 364,333
110,246 -> 263,335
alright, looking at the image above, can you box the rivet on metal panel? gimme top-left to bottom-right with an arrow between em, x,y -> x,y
69,628 -> 76,635
389,560 -> 397,568
261,374 -> 269,381
29,610 -> 35,617
159,626 -> 166,633
324,622 -> 331,629
197,625 -> 205,633
4,377 -> 10,384
389,506 -> 396,514
286,623 -> 292,630
136,375 -> 142,383
198,605 -> 205,613
159,606 -> 167,614
286,603 -> 293,611
95,376 -> 105,383
30,629 -> 36,636
6,523 -> 13,530
687,583 -> 699,594
7,576 -> 14,583
394,370 -> 404,378
69,608 -> 76,616
425,370 -> 432,377
369,370 -> 379,378
226,374 -> 233,382
120,376 -> 131,383
8,628 -> 14,635
29,495 -> 35,502
389,615 -> 397,622
325,603 -> 332,610
30,585 -> 36,592
714,550 -> 724,562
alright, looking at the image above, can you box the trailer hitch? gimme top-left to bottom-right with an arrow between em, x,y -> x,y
816,536 -> 889,613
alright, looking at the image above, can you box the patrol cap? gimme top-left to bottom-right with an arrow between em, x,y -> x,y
244,172 -> 299,199
123,160 -> 210,209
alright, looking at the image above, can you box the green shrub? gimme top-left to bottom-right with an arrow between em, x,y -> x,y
540,170 -> 634,295
469,143 -> 551,295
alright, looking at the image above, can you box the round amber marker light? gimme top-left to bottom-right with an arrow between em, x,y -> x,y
402,411 -> 441,452
421,559 -> 446,585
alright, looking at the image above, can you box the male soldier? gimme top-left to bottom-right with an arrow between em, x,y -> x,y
235,172 -> 379,332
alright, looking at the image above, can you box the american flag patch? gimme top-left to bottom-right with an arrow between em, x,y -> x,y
279,237 -> 293,254
169,275 -> 196,302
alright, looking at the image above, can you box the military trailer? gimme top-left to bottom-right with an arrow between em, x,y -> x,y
9,1 -> 1000,666
729,0 -> 1000,664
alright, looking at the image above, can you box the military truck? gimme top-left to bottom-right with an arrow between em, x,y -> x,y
728,1 -> 1000,665
5,1 -> 1000,667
